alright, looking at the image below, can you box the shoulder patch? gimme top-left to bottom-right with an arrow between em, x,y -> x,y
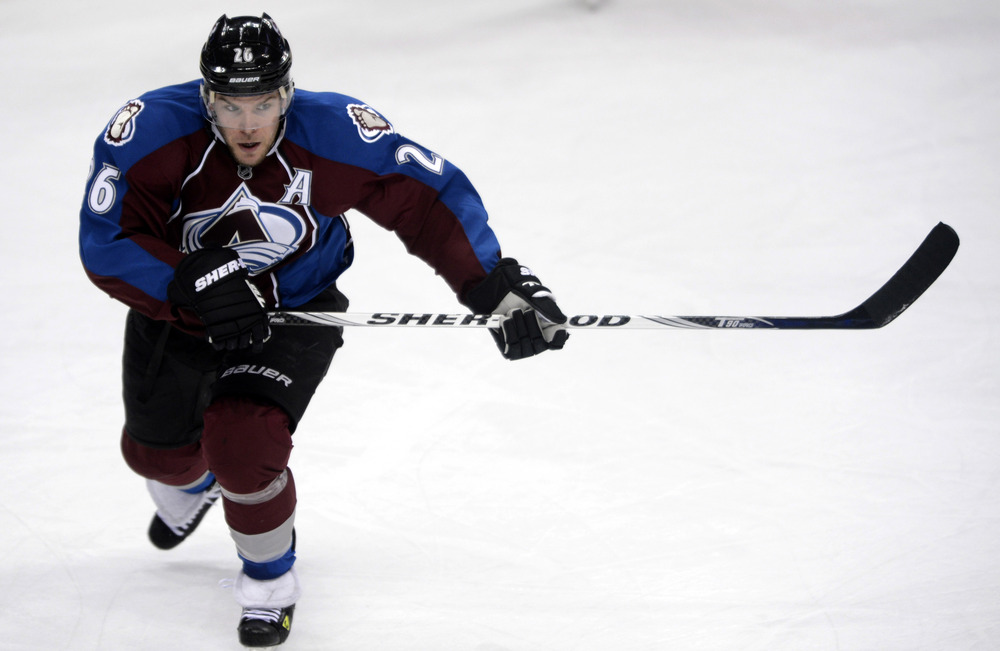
104,100 -> 145,147
347,104 -> 393,143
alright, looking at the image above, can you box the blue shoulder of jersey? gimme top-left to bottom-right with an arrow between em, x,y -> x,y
92,79 -> 205,172
284,89 -> 467,189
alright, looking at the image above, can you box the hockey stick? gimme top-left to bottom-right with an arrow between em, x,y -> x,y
269,222 -> 959,331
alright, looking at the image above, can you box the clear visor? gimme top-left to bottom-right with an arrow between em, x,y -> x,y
205,87 -> 291,130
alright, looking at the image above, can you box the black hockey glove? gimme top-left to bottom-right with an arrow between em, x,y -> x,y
463,258 -> 569,361
167,248 -> 271,353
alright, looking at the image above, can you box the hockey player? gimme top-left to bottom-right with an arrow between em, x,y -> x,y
79,13 -> 568,648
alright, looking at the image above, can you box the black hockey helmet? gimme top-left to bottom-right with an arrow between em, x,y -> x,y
199,13 -> 295,129
200,13 -> 293,96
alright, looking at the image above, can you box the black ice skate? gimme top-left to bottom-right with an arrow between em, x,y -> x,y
233,566 -> 300,648
238,605 -> 295,647
145,478 -> 222,549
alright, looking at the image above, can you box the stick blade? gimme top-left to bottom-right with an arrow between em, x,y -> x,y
850,222 -> 959,328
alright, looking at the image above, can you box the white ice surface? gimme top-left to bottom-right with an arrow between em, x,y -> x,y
2,1 -> 999,649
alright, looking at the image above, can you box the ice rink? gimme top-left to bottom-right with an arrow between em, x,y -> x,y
2,1 -> 998,649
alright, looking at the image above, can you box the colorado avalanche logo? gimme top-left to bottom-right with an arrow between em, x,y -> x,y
104,100 -> 144,146
181,184 -> 309,274
348,104 -> 393,143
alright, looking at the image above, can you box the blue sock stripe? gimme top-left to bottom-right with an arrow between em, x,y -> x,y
183,473 -> 216,494
240,545 -> 296,580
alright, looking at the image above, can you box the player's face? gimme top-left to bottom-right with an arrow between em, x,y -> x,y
212,92 -> 284,167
